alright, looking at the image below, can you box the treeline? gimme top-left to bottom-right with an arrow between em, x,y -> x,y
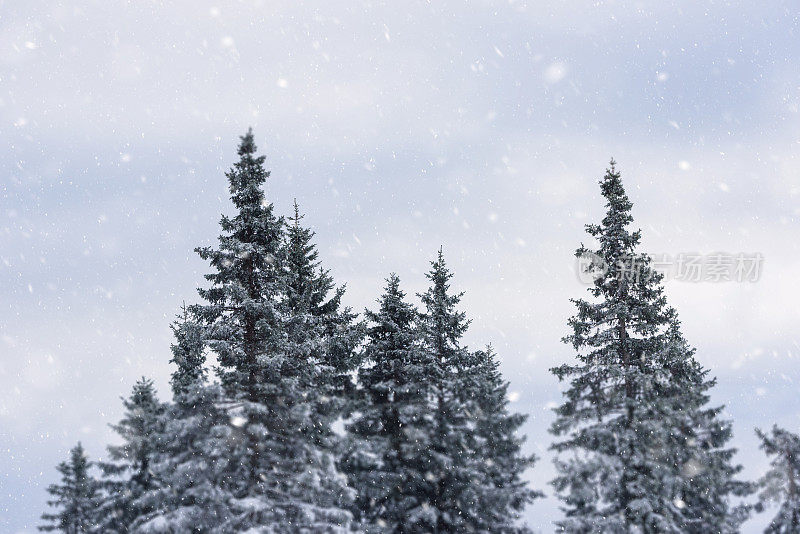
40,133 -> 799,533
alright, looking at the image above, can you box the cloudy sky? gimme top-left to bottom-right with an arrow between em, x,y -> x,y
2,1 -> 799,531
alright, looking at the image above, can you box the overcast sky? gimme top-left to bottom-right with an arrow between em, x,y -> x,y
2,1 -> 799,532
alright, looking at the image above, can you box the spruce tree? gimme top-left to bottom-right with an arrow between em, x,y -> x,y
415,249 -> 484,531
283,200 -> 362,430
40,442 -> 100,533
550,160 -> 749,533
755,425 -> 800,533
96,378 -> 165,533
416,250 -> 540,532
468,346 -> 541,532
344,274 -> 437,532
191,129 -> 353,531
130,309 -> 230,532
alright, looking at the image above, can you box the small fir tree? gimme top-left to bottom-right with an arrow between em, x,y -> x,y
283,199 -> 363,434
129,309 -> 231,532
417,250 -> 540,532
96,378 -> 165,533
415,249 -> 484,531
344,274 -> 437,532
40,443 -> 100,533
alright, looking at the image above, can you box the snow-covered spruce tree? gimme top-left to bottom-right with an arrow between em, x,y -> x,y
191,129 -> 353,531
40,442 -> 100,533
343,274 -> 437,532
550,161 -> 749,533
96,378 -> 165,533
283,200 -> 363,431
417,250 -> 540,532
129,309 -> 231,533
468,345 -> 542,532
416,249 -> 497,531
754,425 -> 800,533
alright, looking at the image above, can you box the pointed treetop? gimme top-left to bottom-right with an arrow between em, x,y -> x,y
291,198 -> 304,226
426,246 -> 453,292
134,375 -> 155,391
386,272 -> 401,292
128,377 -> 159,407
757,425 -> 800,456
169,305 -> 206,397
376,273 -> 408,313
285,199 -> 342,315
70,441 -> 86,463
420,248 -> 470,346
227,128 -> 270,211
369,273 -> 415,332
238,127 -> 257,156
579,159 -> 640,264
599,158 -> 632,215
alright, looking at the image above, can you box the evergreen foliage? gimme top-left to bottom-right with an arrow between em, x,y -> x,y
468,346 -> 542,532
40,443 -> 100,533
550,161 -> 750,533
190,130 -> 354,531
129,310 -> 230,533
96,378 -> 165,533
344,273 -> 435,532
755,425 -> 800,533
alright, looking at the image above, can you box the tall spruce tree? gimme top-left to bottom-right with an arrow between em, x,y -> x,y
550,161 -> 749,533
40,442 -> 100,533
96,378 -> 165,533
417,250 -> 540,532
191,130 -> 353,531
130,309 -> 230,532
415,249 -> 485,531
468,346 -> 541,532
755,425 -> 800,533
344,274 -> 437,532
283,200 -> 362,430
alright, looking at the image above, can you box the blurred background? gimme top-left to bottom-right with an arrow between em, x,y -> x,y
2,1 -> 799,531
